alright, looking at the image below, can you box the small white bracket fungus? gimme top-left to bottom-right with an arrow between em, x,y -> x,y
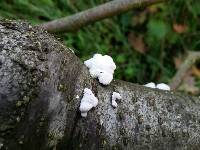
156,83 -> 170,91
144,82 -> 156,88
144,82 -> 170,91
79,88 -> 98,117
84,54 -> 116,85
111,92 -> 122,108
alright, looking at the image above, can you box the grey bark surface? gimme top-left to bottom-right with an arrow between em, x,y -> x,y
0,20 -> 200,150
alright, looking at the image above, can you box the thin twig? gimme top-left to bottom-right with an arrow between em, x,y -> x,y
38,0 -> 165,33
170,51 -> 200,90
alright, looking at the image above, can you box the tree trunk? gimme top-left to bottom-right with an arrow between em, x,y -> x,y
0,20 -> 200,150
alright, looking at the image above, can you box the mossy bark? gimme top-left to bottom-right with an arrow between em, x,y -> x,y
0,20 -> 200,150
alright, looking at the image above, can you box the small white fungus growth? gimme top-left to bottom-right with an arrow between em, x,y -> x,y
0,143 -> 3,149
156,83 -> 170,91
79,88 -> 98,117
111,92 -> 122,108
84,54 -> 116,85
76,95 -> 79,99
144,82 -> 170,91
144,82 -> 156,88
100,119 -> 104,126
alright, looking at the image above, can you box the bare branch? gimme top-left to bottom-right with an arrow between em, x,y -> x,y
170,51 -> 200,90
39,0 -> 165,33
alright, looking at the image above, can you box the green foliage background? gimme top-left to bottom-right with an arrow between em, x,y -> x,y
0,0 -> 200,88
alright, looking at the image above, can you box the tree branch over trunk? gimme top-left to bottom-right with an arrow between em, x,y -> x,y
39,0 -> 165,33
1,20 -> 200,150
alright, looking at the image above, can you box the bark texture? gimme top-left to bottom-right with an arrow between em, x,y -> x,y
0,20 -> 200,150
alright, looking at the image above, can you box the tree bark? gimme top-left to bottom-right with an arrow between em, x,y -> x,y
0,20 -> 200,150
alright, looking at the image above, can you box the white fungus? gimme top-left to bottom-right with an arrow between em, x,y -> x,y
156,83 -> 170,91
84,54 -> 116,85
79,88 -> 98,117
111,92 -> 122,108
0,143 -> 3,149
144,82 -> 170,91
144,82 -> 156,88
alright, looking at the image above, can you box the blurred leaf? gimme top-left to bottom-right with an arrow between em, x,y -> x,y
192,66 -> 200,77
125,67 -> 135,77
186,0 -> 200,18
192,2 -> 200,15
173,56 -> 183,69
147,4 -> 160,13
167,32 -> 180,44
128,33 -> 147,54
173,23 -> 188,34
120,13 -> 131,31
147,19 -> 169,39
116,55 -> 126,63
132,11 -> 146,25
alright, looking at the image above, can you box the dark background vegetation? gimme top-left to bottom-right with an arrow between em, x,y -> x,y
0,0 -> 199,94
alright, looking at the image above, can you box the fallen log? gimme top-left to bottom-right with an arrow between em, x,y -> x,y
0,20 -> 200,150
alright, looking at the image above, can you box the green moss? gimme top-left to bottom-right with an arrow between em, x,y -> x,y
112,143 -> 122,150
0,124 -> 14,132
100,139 -> 107,148
16,116 -> 21,122
22,96 -> 30,103
16,101 -> 23,107
48,132 -> 64,148
131,96 -> 137,103
57,83 -> 66,92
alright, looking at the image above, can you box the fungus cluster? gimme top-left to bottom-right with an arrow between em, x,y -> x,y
144,82 -> 170,91
80,53 -> 118,117
84,54 -> 116,85
79,53 -> 170,117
